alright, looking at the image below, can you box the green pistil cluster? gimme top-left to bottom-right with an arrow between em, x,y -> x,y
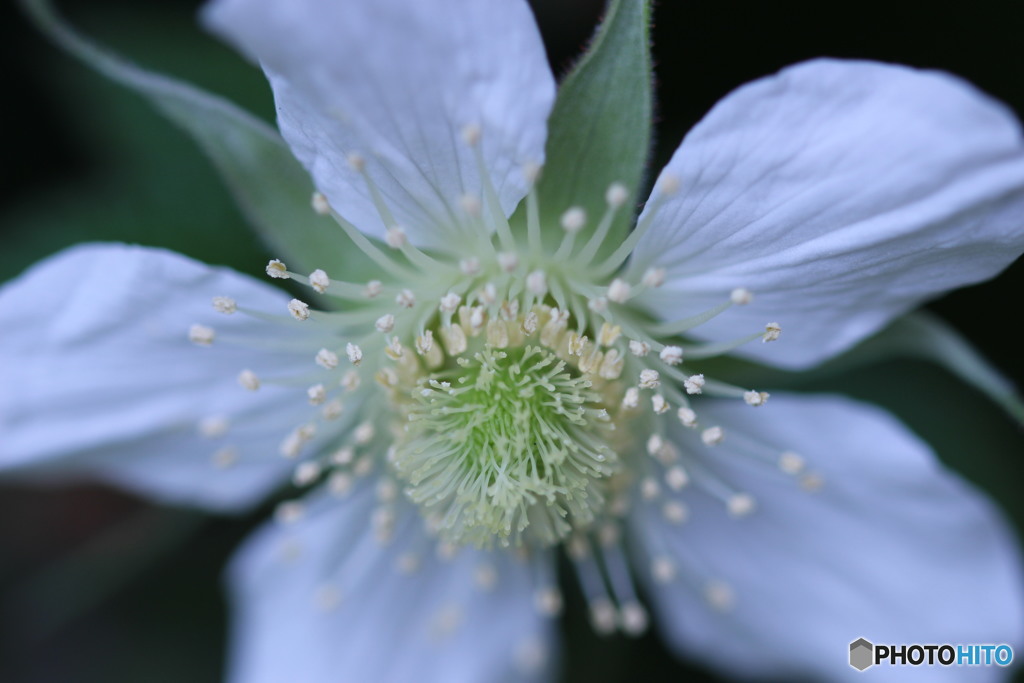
393,345 -> 617,548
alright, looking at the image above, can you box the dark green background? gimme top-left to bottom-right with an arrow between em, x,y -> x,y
1,1 -> 1022,681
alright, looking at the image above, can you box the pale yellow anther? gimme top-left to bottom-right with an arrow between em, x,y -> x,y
701,425 -> 725,446
658,173 -> 681,195
354,421 -> 375,445
641,267 -> 665,288
778,451 -> 805,474
375,314 -> 395,334
622,386 -> 640,409
646,434 -> 664,456
651,394 -> 669,414
522,311 -> 539,335
395,289 -> 416,309
266,259 -> 289,279
684,373 -> 705,395
629,340 -> 650,357
744,390 -> 770,407
311,191 -> 331,215
346,152 -> 366,171
526,269 -> 547,296
440,324 -> 467,355
415,330 -> 434,355
385,336 -> 404,360
238,369 -> 260,391
728,493 -> 756,517
486,319 -> 509,348
287,299 -> 311,321
322,398 -> 344,420
676,406 -> 697,428
730,288 -> 753,305
763,322 -> 782,343
598,322 -> 622,347
468,306 -> 485,332
385,226 -> 407,248
639,369 -> 660,389
307,384 -> 327,405
522,161 -> 542,185
459,257 -> 481,276
440,292 -> 461,314
309,269 -> 330,294
346,342 -> 363,365
341,369 -> 360,392
567,332 -> 587,356
212,296 -> 236,314
578,345 -> 603,374
665,466 -> 689,491
189,324 -> 215,346
560,206 -> 586,233
607,278 -> 631,303
330,446 -> 355,466
500,299 -> 519,321
659,345 -> 683,365
363,280 -> 383,298
605,182 -> 629,208
292,460 -> 321,487
315,348 -> 339,370
497,251 -> 519,273
588,296 -> 608,313
598,348 -> 623,379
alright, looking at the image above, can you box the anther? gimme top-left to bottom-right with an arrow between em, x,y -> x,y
189,324 -> 215,346
659,345 -> 683,365
497,251 -> 519,272
328,471 -> 353,497
704,580 -> 735,612
287,299 -> 311,321
395,289 -> 416,308
640,477 -> 660,500
676,406 -> 697,428
652,556 -> 676,584
292,460 -> 321,486
363,280 -> 382,298
589,598 -> 617,635
341,370 -> 360,392
211,446 -> 238,469
474,563 -> 498,591
384,226 -> 407,248
778,451 -> 805,474
607,278 -> 631,303
683,374 -> 705,395
322,398 -> 344,420
662,500 -> 688,524
266,259 -> 289,279
274,501 -> 305,524
311,191 -> 331,215
665,466 -> 689,491
211,296 -> 236,314
619,602 -> 649,636
309,269 -> 330,294
629,340 -> 650,357
730,288 -> 753,305
313,584 -> 342,612
522,311 -> 539,335
440,292 -> 461,314
526,270 -> 548,296
461,124 -> 481,146
459,257 -> 481,276
560,206 -> 587,233
658,173 -> 681,195
353,421 -> 375,445
588,297 -> 608,313
346,343 -> 363,365
641,267 -> 665,288
307,384 -> 327,405
639,369 -> 660,389
238,369 -> 260,391
598,323 -> 622,347
763,322 -> 782,342
533,588 -> 563,617
459,194 -> 482,217
385,336 -> 404,360
651,394 -> 669,414
701,426 -> 725,446
622,387 -> 640,409
315,348 -> 339,369
605,182 -> 629,208
198,415 -> 229,438
375,314 -> 395,334
743,390 -> 770,407
727,493 -> 756,517
646,434 -> 664,456
346,153 -> 366,171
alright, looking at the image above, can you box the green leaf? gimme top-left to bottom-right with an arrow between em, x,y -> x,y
524,0 -> 653,260
22,0 -> 380,283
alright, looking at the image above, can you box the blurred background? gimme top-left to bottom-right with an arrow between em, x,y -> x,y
1,1 -> 1023,681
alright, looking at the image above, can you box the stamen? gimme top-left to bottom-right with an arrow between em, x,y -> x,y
309,269 -> 330,294
395,289 -> 416,309
730,288 -> 753,305
629,340 -> 650,357
641,267 -> 665,288
238,369 -> 260,391
683,374 -> 705,395
763,322 -> 782,342
307,384 -> 327,405
364,280 -> 383,299
701,426 -> 725,446
345,343 -> 363,365
743,390 -> 770,407
311,191 -> 331,216
659,345 -> 683,365
375,314 -> 395,334
197,415 -> 229,438
189,324 -> 215,346
676,406 -> 697,428
639,369 -> 660,389
266,259 -> 289,279
315,348 -> 339,369
607,279 -> 631,303
212,296 -> 236,314
287,299 -> 311,321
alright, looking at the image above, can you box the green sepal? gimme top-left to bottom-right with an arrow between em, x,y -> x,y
23,0 -> 381,284
519,0 -> 653,260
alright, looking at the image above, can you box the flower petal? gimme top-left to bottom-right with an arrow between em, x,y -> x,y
0,244 -> 318,511
203,0 -> 555,248
631,59 -> 1024,368
226,483 -> 557,683
631,393 -> 1024,681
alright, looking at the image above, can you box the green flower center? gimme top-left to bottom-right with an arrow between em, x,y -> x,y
394,344 -> 617,548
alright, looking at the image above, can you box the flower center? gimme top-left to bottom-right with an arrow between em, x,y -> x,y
395,343 -> 616,548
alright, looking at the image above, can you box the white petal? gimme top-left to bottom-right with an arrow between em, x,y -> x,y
226,483 -> 557,683
631,394 -> 1024,681
203,0 -> 554,249
0,244 -> 317,511
632,59 -> 1024,368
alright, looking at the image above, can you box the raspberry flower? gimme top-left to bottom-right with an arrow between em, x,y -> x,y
5,0 -> 1024,681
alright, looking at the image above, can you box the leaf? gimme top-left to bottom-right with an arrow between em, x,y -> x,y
22,0 -> 381,283
523,0 -> 653,260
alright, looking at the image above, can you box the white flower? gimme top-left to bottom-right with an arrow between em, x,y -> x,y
4,0 -> 1024,681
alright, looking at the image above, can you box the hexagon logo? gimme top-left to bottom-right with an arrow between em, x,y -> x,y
850,638 -> 874,671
